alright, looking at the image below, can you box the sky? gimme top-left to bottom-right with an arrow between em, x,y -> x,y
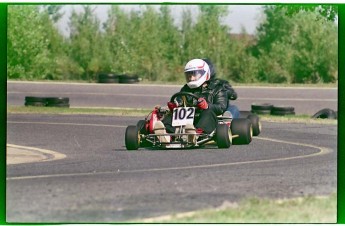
56,5 -> 264,36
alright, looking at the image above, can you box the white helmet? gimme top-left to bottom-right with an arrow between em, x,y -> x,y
184,59 -> 210,89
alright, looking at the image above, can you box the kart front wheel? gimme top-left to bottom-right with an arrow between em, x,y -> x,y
215,124 -> 232,149
125,125 -> 140,150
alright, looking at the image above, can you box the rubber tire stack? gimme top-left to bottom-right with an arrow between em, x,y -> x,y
119,74 -> 140,84
25,96 -> 47,107
46,97 -> 70,108
251,103 -> 273,115
24,96 -> 70,108
98,73 -> 140,84
270,105 -> 295,116
251,103 -> 295,116
98,73 -> 120,83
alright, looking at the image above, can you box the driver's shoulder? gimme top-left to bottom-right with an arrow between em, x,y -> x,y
208,79 -> 228,91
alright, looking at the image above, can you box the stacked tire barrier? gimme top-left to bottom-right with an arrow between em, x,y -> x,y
24,96 -> 70,108
98,73 -> 140,84
251,103 -> 295,116
251,103 -> 337,119
270,106 -> 295,116
251,103 -> 273,115
24,96 -> 47,107
98,73 -> 120,83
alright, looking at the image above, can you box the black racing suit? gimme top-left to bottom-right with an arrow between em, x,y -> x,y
213,78 -> 237,101
162,80 -> 228,134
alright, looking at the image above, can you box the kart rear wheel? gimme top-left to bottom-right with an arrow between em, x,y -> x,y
247,114 -> 261,136
231,118 -> 252,145
125,125 -> 140,150
215,124 -> 232,149
240,112 -> 261,136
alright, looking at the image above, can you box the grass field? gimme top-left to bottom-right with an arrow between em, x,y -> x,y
7,106 -> 337,125
137,193 -> 337,223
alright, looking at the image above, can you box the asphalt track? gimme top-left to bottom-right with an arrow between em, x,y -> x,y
6,82 -> 337,223
7,81 -> 337,115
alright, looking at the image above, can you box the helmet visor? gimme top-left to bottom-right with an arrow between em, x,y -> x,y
185,70 -> 205,82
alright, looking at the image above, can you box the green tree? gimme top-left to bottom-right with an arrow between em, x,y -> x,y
104,5 -> 182,82
183,6 -> 233,78
42,5 -> 65,22
227,31 -> 259,83
68,5 -> 104,81
8,5 -> 53,79
290,12 -> 338,83
277,4 -> 338,22
158,6 -> 182,81
40,5 -> 72,80
103,6 -> 141,75
184,5 -> 230,60
254,6 -> 337,83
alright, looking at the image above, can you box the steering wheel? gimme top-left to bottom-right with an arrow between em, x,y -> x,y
170,92 -> 200,107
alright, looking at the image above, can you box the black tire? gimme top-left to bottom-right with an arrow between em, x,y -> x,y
125,125 -> 140,150
25,96 -> 47,102
98,78 -> 120,83
251,103 -> 273,111
270,105 -> 295,116
25,101 -> 46,107
121,78 -> 139,84
215,124 -> 232,148
98,73 -> 120,83
46,97 -> 69,105
311,108 -> 337,119
98,73 -> 119,79
247,114 -> 261,136
251,109 -> 271,115
271,106 -> 295,112
231,118 -> 252,145
119,74 -> 140,84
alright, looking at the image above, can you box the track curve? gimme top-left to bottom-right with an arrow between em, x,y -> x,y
6,114 -> 337,222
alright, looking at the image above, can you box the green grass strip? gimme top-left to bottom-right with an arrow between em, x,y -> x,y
136,193 -> 336,223
7,106 -> 337,125
7,106 -> 151,117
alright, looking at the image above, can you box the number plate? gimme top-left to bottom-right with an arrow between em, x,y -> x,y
172,107 -> 195,126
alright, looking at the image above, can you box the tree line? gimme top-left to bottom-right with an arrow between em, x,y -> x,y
7,5 -> 338,84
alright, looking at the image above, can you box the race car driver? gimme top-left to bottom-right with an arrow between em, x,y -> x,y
153,58 -> 229,144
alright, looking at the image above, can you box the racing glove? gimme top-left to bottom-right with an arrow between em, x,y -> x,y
197,98 -> 208,110
167,102 -> 177,111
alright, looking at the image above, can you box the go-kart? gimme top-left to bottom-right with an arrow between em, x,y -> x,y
125,92 -> 261,150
